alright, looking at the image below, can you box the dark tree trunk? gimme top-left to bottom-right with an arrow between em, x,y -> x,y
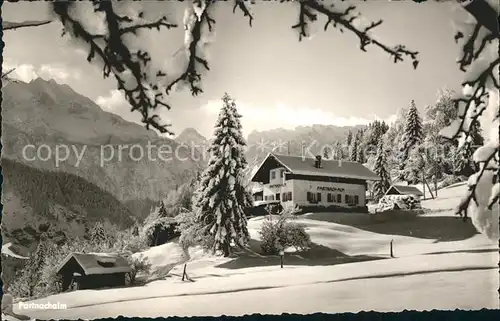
222,240 -> 230,257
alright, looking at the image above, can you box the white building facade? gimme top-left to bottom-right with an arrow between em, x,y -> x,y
250,153 -> 381,213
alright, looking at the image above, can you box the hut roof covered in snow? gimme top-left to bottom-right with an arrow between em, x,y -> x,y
55,252 -> 132,276
385,184 -> 424,197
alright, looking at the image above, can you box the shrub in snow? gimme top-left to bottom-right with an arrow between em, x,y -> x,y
126,254 -> 152,285
259,213 -> 311,255
176,209 -> 215,252
143,217 -> 180,247
142,199 -> 185,247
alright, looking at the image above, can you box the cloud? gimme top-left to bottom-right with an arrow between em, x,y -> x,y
39,64 -> 81,82
95,89 -> 143,124
2,60 -> 81,83
201,100 -> 397,137
10,64 -> 39,82
95,89 -> 126,112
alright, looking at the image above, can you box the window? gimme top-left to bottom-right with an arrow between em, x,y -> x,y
282,192 -> 287,201
307,192 -> 318,203
343,195 -> 358,206
265,195 -> 275,201
280,169 -> 285,178
337,194 -> 342,203
254,194 -> 263,201
288,192 -> 292,201
275,193 -> 280,201
271,171 -> 276,180
317,192 -> 322,202
327,193 -> 333,203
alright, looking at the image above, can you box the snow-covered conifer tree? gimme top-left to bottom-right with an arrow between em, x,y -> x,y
357,137 -> 366,164
346,131 -> 353,147
191,93 -> 252,256
350,134 -> 359,162
398,100 -> 424,178
372,141 -> 391,201
334,141 -> 344,160
402,100 -> 424,153
89,222 -> 107,245
25,235 -> 48,296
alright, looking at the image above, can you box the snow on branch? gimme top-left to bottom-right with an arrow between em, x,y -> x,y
293,0 -> 419,68
440,0 -> 499,222
164,0 -> 215,97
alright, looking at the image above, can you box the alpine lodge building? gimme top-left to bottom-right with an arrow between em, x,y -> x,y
250,153 -> 381,213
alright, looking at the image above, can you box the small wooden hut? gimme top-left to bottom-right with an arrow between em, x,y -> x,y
55,252 -> 132,291
384,185 -> 424,199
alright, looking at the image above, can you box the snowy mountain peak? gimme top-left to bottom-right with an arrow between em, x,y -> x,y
175,127 -> 208,146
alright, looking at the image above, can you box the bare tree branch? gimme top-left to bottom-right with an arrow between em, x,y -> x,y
1,68 -> 16,79
297,0 -> 420,68
3,20 -> 53,31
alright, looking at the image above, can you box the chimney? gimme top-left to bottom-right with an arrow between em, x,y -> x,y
314,155 -> 322,168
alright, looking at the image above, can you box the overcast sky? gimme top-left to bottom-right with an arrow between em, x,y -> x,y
3,1 -> 472,138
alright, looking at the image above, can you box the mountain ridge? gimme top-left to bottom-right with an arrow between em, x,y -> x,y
1,78 -> 202,250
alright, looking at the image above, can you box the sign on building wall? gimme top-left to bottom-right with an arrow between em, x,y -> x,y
269,183 -> 286,189
317,186 -> 345,193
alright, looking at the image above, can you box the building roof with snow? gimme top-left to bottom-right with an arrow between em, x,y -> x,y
251,153 -> 380,183
55,252 -> 132,276
385,184 -> 424,197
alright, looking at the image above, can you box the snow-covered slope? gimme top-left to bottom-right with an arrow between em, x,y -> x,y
11,183 -> 497,318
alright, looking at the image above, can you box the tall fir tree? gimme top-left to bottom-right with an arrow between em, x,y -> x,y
192,93 -> 252,257
401,100 -> 424,152
356,130 -> 366,163
25,234 -> 48,296
346,130 -> 353,147
357,141 -> 365,163
334,141 -> 344,160
372,141 -> 391,201
399,100 -> 424,178
350,135 -> 359,162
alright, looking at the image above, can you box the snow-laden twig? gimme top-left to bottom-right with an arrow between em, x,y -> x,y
294,0 -> 419,68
